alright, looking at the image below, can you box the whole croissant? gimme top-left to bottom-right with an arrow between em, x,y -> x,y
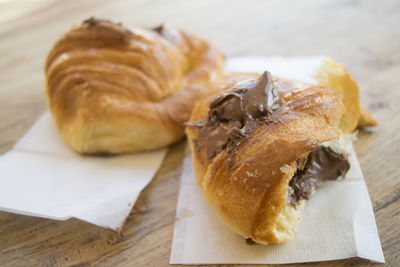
45,18 -> 224,154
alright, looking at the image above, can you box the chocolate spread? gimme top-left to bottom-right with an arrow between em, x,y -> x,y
189,71 -> 280,163
83,17 -> 105,25
245,238 -> 256,245
288,146 -> 350,206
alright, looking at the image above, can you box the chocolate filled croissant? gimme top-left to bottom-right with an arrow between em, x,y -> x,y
186,68 -> 362,244
45,18 -> 224,154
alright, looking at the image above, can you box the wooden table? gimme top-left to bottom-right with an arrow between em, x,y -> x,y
0,0 -> 398,266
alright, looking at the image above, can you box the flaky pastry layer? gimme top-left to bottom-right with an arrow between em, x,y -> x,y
186,74 -> 345,244
45,19 -> 224,154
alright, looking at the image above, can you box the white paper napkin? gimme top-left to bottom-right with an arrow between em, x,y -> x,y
0,112 -> 167,231
170,57 -> 385,264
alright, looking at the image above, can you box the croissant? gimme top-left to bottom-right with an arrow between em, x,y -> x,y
186,62 -> 368,244
45,18 -> 224,154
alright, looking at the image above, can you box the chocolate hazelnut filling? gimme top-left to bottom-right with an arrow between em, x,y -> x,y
188,71 -> 350,203
188,71 -> 280,165
288,146 -> 350,206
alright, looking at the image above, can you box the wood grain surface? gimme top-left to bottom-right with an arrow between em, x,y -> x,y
0,0 -> 399,266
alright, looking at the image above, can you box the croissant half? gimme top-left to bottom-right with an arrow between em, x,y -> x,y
186,59 -> 372,244
45,18 -> 224,154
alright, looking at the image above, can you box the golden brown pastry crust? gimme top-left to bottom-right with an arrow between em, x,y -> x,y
314,57 -> 378,131
358,106 -> 378,127
186,74 -> 345,244
45,19 -> 224,154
